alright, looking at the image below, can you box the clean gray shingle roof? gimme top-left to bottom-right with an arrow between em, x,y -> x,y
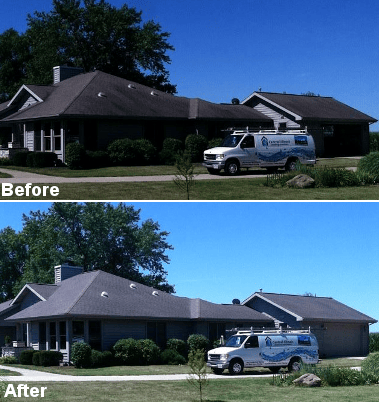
6,270 -> 272,323
245,92 -> 377,122
246,292 -> 377,323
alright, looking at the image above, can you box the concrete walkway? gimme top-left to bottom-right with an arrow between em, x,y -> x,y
0,168 -> 266,184
0,365 -> 273,382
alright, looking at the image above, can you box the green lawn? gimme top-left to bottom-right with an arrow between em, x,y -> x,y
2,379 -> 378,402
0,179 -> 377,200
0,157 -> 358,178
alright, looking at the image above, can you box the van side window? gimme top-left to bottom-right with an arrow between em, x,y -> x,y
241,135 -> 255,148
245,335 -> 259,348
298,335 -> 311,345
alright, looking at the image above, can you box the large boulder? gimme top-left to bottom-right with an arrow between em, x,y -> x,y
293,373 -> 322,387
286,174 -> 315,188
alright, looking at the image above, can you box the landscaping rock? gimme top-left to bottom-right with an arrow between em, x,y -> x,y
286,174 -> 315,188
293,373 -> 322,387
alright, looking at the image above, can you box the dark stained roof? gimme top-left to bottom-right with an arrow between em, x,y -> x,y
6,270 -> 272,323
1,71 -> 271,123
243,292 -> 377,323
243,92 -> 377,123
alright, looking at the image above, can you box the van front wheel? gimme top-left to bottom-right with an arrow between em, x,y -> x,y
225,160 -> 240,176
285,158 -> 299,171
229,359 -> 244,375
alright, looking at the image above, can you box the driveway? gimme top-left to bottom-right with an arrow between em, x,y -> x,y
0,365 -> 273,382
0,168 -> 266,184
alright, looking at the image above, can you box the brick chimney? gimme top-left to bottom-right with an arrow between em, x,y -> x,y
53,66 -> 84,84
54,262 -> 83,284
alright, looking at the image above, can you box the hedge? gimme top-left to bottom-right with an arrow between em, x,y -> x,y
71,342 -> 92,368
32,351 -> 63,366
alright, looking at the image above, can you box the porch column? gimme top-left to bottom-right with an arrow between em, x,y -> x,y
66,320 -> 70,363
40,126 -> 44,152
84,320 -> 89,344
26,322 -> 31,347
45,323 -> 49,350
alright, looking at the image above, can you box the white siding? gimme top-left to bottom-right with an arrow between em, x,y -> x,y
20,96 -> 39,110
254,103 -> 300,129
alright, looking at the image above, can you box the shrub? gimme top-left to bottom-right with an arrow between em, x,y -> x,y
136,339 -> 161,365
207,137 -> 223,149
20,350 -> 38,365
159,138 -> 184,165
0,356 -> 18,364
32,352 -> 41,366
369,333 -> 379,353
185,134 -> 208,162
113,338 -> 140,365
26,152 -> 57,168
161,349 -> 187,365
91,350 -> 114,368
361,352 -> 379,383
39,351 -> 63,367
65,142 -> 86,169
132,139 -> 157,165
107,138 -> 135,166
11,151 -> 30,167
0,157 -> 11,166
358,152 -> 379,183
369,132 -> 379,152
167,338 -> 188,358
71,342 -> 92,368
85,150 -> 110,169
187,334 -> 210,355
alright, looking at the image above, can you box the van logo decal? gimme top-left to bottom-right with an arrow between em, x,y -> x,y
261,136 -> 269,147
265,336 -> 272,347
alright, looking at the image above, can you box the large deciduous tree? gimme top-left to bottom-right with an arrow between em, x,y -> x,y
0,203 -> 174,299
0,0 -> 176,101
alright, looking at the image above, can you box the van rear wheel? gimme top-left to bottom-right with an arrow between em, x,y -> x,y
288,357 -> 302,372
228,359 -> 244,375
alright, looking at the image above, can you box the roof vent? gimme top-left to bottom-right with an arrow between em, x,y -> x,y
98,92 -> 107,98
101,291 -> 109,298
130,283 -> 137,290
128,84 -> 136,89
152,291 -> 159,297
150,91 -> 159,96
232,298 -> 241,305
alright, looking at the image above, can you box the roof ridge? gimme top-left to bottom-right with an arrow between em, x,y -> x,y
58,71 -> 100,115
66,270 -> 101,314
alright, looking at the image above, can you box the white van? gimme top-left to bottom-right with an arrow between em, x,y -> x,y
203,129 -> 316,175
207,329 -> 319,375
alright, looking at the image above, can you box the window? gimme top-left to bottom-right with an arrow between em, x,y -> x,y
50,322 -> 56,349
44,123 -> 51,151
59,321 -> 66,349
147,322 -> 166,348
89,321 -> 101,350
39,322 -> 46,350
53,122 -> 61,151
245,336 -> 259,348
208,323 -> 226,342
298,335 -> 311,345
241,135 -> 255,148
72,321 -> 85,343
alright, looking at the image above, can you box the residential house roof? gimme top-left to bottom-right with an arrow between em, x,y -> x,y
242,292 -> 377,324
242,92 -> 377,123
1,71 -> 271,123
6,270 -> 273,323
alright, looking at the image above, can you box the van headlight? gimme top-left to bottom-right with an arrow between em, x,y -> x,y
215,154 -> 225,160
220,353 -> 229,360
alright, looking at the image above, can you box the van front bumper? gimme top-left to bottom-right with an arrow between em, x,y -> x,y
202,161 -> 225,170
207,361 -> 229,370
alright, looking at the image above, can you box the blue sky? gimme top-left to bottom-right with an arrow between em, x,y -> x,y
1,0 -> 378,130
0,202 -> 378,332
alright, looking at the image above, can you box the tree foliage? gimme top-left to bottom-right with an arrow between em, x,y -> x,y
0,0 -> 176,100
0,202 -> 174,299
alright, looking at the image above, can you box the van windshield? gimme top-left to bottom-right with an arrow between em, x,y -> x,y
225,335 -> 248,347
221,135 -> 244,147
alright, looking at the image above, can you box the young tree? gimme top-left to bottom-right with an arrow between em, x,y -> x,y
8,202 -> 174,296
187,349 -> 209,402
173,154 -> 197,200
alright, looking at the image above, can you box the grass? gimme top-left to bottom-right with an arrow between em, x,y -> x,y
0,179 -> 377,200
3,357 -> 364,377
0,157 -> 358,178
2,379 -> 378,402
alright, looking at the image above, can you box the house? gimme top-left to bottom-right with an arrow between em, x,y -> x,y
242,291 -> 377,357
0,66 -> 272,163
242,91 -> 377,157
2,264 -> 273,362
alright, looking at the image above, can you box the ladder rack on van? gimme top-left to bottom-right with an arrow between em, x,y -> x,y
230,327 -> 312,335
222,127 -> 309,135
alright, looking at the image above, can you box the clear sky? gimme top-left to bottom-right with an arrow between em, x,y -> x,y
0,0 -> 378,130
0,201 -> 378,332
